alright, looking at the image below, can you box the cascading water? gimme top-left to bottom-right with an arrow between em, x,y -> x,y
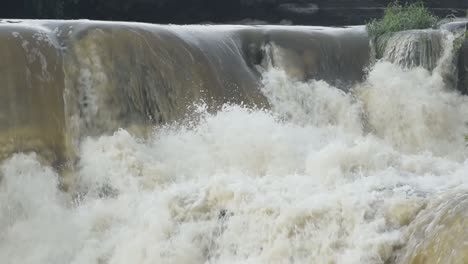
0,20 -> 467,264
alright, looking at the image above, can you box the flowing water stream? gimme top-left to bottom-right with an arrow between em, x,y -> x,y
0,20 -> 467,264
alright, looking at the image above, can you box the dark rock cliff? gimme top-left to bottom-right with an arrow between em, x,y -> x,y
2,0 -> 467,25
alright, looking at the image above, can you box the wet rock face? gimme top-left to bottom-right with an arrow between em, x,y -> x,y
442,20 -> 468,94
459,35 -> 468,94
1,0 -> 467,25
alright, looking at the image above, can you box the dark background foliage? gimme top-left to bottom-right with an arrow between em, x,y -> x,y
2,0 -> 467,25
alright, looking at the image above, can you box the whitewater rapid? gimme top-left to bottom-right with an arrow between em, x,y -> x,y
1,29 -> 468,264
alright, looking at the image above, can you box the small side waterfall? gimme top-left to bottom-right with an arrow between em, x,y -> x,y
380,30 -> 444,71
375,26 -> 467,92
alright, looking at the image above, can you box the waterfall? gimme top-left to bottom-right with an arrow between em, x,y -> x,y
0,20 -> 467,264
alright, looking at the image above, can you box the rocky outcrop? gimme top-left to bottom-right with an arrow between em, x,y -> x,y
458,38 -> 468,94
458,27 -> 468,94
1,0 -> 467,25
442,19 -> 468,94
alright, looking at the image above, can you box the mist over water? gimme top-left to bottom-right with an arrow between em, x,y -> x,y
1,24 -> 468,264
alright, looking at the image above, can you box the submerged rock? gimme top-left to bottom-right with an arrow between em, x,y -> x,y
394,191 -> 468,264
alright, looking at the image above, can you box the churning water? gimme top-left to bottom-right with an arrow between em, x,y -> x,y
0,22 -> 467,264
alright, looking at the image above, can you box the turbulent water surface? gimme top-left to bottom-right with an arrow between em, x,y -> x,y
0,21 -> 467,264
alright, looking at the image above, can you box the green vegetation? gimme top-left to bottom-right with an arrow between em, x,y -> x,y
367,2 -> 438,40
